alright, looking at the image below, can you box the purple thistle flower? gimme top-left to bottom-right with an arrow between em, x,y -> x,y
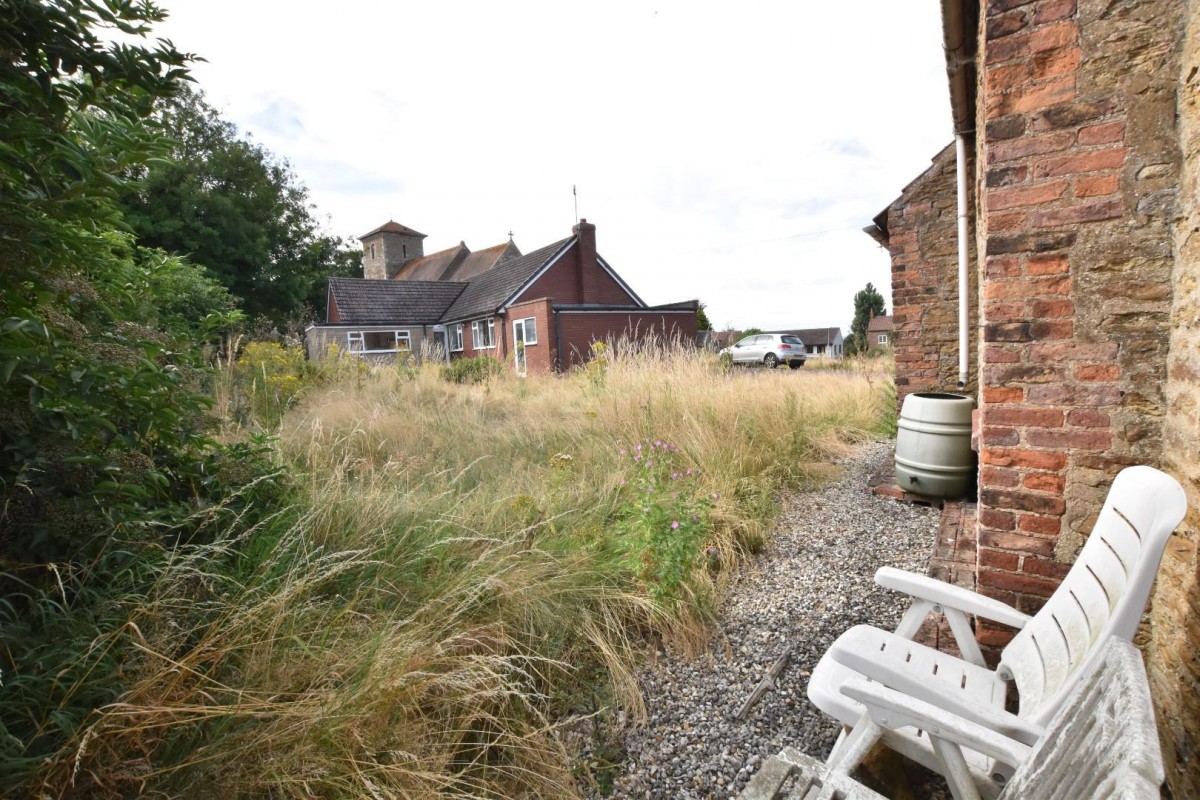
671,520 -> 679,530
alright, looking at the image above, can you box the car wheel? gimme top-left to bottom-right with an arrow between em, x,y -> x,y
764,353 -> 779,369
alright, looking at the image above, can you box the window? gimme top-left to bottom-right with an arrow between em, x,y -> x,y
471,318 -> 496,349
449,324 -> 463,352
370,243 -> 376,260
877,333 -> 889,345
402,244 -> 408,258
519,316 -> 537,345
347,330 -> 410,353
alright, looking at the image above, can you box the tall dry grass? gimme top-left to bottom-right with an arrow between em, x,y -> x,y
39,340 -> 894,798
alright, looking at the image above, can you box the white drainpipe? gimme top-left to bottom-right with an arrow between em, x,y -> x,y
955,133 -> 969,390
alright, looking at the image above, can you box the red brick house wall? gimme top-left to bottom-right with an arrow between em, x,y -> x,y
557,311 -> 698,369
504,298 -> 554,375
521,245 -> 638,307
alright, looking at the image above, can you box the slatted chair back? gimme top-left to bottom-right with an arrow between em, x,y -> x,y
998,465 -> 1186,727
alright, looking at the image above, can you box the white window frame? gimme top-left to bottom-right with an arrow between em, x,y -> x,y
347,329 -> 411,354
471,319 -> 496,349
877,333 -> 889,345
449,324 -> 463,352
517,316 -> 537,345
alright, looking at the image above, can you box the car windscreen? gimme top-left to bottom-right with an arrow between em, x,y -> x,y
781,336 -> 803,345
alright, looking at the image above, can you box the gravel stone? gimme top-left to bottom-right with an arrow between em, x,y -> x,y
584,440 -> 943,799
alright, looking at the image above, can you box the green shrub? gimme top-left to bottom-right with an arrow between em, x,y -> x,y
442,354 -> 503,384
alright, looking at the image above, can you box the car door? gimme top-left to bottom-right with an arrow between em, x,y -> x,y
731,335 -> 758,364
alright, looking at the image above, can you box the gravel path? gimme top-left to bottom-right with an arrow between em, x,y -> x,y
589,440 -> 941,799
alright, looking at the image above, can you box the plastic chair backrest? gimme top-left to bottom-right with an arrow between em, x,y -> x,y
997,465 -> 1186,727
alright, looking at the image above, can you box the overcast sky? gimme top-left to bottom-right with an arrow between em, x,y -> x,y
153,1 -> 951,332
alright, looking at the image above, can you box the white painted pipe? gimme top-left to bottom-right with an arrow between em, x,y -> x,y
955,133 -> 969,390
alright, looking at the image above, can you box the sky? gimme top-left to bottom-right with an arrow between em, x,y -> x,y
151,1 -> 952,333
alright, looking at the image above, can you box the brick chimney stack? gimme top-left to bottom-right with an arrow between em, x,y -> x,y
572,218 -> 598,302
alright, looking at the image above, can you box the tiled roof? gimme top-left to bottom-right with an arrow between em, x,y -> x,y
868,315 -> 895,332
359,220 -> 426,239
770,327 -> 842,345
392,243 -> 469,281
328,277 -> 466,324
447,241 -> 522,281
441,237 -> 574,322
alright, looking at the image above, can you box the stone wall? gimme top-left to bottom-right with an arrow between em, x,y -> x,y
1150,3 -> 1200,795
973,0 -> 1183,631
361,230 -> 423,280
886,143 -> 980,407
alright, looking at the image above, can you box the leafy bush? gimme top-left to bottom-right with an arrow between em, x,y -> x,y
442,354 -> 503,384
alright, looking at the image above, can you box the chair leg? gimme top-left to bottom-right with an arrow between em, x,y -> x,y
826,726 -> 850,765
825,710 -> 884,781
929,734 -> 984,800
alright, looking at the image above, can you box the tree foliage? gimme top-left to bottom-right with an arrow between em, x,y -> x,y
0,4 -> 285,786
846,282 -> 886,355
119,87 -> 361,322
696,302 -> 712,331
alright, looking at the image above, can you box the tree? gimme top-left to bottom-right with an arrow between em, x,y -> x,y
846,282 -> 886,356
740,327 -> 764,339
119,87 -> 361,323
0,5 -> 284,788
696,302 -> 712,331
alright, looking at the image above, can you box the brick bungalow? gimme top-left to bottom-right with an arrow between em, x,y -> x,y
306,219 -> 699,375
867,1 -> 1200,794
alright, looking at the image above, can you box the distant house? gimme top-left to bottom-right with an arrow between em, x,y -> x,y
866,315 -> 893,353
306,219 -> 699,375
770,327 -> 844,359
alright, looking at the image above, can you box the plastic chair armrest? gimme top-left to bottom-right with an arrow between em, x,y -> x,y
876,567 -> 1031,630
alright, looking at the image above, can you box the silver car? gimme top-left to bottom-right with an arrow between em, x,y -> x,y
721,333 -> 807,369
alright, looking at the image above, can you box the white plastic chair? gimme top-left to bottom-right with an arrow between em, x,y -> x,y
741,637 -> 1163,800
805,465 -> 1186,800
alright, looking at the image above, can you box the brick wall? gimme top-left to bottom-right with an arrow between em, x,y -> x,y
973,0 -> 1182,632
505,298 -> 554,375
522,240 -> 638,306
885,143 -> 979,406
1149,4 -> 1200,795
558,311 -> 698,369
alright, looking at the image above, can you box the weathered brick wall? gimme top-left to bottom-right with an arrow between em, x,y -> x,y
886,143 -> 980,407
1149,4 -> 1200,794
974,0 -> 1182,630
